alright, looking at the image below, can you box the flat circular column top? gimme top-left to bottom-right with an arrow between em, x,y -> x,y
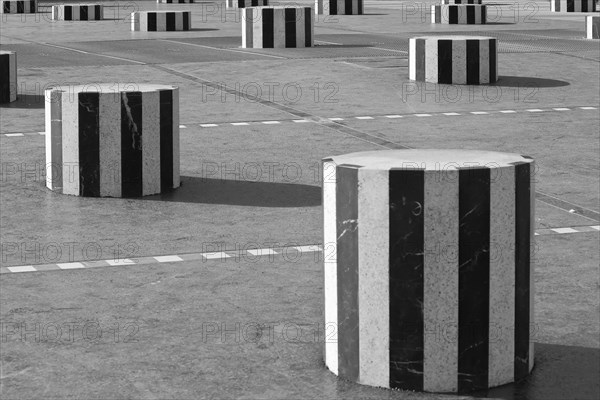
325,149 -> 533,170
132,10 -> 190,13
411,35 -> 495,41
45,83 -> 178,94
243,5 -> 309,8
54,3 -> 103,5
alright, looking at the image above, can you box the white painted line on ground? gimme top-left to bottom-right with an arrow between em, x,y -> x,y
551,227 -> 579,234
247,248 -> 278,256
471,111 -> 489,115
5,133 -> 24,137
500,110 -> 517,113
329,118 -> 344,121
385,115 -> 403,118
57,262 -> 85,269
580,106 -> 597,110
38,132 -> 45,135
201,252 -> 231,260
154,255 -> 183,262
200,124 -> 219,127
415,114 -> 432,117
527,109 -> 544,112
553,108 -> 570,111
590,226 -> 600,230
356,116 -> 374,120
106,259 -> 135,266
443,112 -> 461,116
294,245 -> 323,253
261,121 -> 281,124
179,125 -> 187,128
293,119 -> 310,123
7,266 -> 36,273
231,122 -> 249,126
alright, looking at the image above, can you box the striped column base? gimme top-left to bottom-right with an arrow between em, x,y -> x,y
409,36 -> 498,85
0,51 -> 17,103
242,7 -> 313,48
323,149 -> 535,393
226,0 -> 268,9
131,11 -> 191,31
157,0 -> 194,3
586,15 -> 599,38
51,4 -> 103,21
551,0 -> 596,12
431,4 -> 486,24
45,84 -> 180,198
0,0 -> 36,13
315,0 -> 363,15
441,0 -> 482,4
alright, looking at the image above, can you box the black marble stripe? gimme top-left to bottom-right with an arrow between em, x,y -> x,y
566,0 -> 574,12
81,5 -> 89,20
95,5 -> 101,20
78,92 -> 101,197
183,12 -> 189,30
166,12 -> 176,31
581,0 -> 588,12
437,39 -> 453,84
65,5 -> 72,20
389,169 -> 424,391
3,2 -> 10,13
489,39 -> 496,82
29,0 -> 34,11
330,0 -> 337,15
50,91 -> 63,193
434,6 -> 440,23
16,0 -> 24,13
458,167 -> 490,392
262,8 -> 274,48
305,8 -> 312,47
244,9 -> 253,47
481,6 -> 486,23
285,8 -> 296,48
345,0 -> 352,14
238,0 -> 243,7
121,92 -> 143,198
514,162 -> 531,380
159,90 -> 174,191
0,54 -> 10,103
466,39 -> 480,85
449,5 -> 458,23
467,5 -> 474,23
148,12 -> 157,31
336,165 -> 360,382
415,39 -> 425,81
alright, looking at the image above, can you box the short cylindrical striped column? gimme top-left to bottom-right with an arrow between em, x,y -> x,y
157,0 -> 194,3
586,15 -> 599,38
409,36 -> 498,84
0,51 -> 17,104
45,84 -> 180,198
0,0 -> 36,13
315,0 -> 363,15
242,7 -> 313,48
431,4 -> 486,24
131,11 -> 191,31
323,149 -> 535,393
51,4 -> 103,21
441,0 -> 482,4
226,0 -> 268,9
551,0 -> 596,12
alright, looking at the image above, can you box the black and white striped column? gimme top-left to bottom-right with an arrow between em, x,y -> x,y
131,11 -> 191,31
551,0 -> 596,12
431,4 -> 487,24
157,0 -> 194,3
45,84 -> 180,198
315,0 -> 363,15
226,0 -> 268,9
323,149 -> 535,393
0,0 -> 36,13
0,50 -> 17,104
51,4 -> 103,21
409,36 -> 498,84
587,15 -> 600,39
441,0 -> 482,4
242,6 -> 313,48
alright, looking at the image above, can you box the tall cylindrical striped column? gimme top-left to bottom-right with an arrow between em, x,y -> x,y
0,0 -> 36,13
242,6 -> 313,48
551,0 -> 596,12
315,0 -> 363,15
51,4 -> 103,21
431,4 -> 487,24
131,11 -> 191,31
409,36 -> 498,84
323,149 -> 535,393
226,0 -> 268,9
441,0 -> 482,4
157,0 -> 194,3
0,50 -> 17,104
45,84 -> 180,198
586,15 -> 599,39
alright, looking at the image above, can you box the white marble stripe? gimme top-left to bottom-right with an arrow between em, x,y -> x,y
45,91 -> 54,189
452,39 -> 467,84
479,39 -> 490,83
61,91 -> 79,195
142,91 -> 160,195
99,92 -> 122,197
296,8 -> 306,48
253,9 -> 262,48
425,40 -> 438,83
273,8 -> 286,48
175,12 -> 183,31
323,159 -> 338,375
529,162 -> 535,373
72,6 -> 80,20
357,167 -> 389,387
423,168 -> 458,392
488,165 -> 516,387
158,12 -> 167,31
172,87 -> 180,188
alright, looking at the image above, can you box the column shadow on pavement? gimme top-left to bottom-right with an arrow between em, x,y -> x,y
491,76 -> 570,88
